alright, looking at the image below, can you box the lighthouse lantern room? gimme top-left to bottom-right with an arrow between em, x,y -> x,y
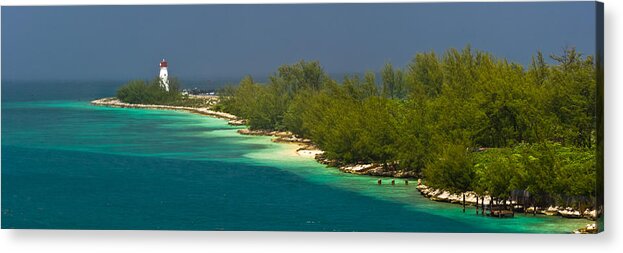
159,59 -> 170,92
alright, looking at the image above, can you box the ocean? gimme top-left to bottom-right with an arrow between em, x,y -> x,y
1,80 -> 589,232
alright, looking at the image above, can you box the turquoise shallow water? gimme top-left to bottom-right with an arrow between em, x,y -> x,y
1,83 -> 590,232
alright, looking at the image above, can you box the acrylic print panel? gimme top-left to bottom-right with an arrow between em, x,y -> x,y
0,1 -> 604,233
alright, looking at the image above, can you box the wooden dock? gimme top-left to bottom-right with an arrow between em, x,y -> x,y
488,206 -> 515,218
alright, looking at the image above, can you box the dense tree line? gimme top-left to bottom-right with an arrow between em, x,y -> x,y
116,77 -> 208,107
117,77 -> 182,104
218,46 -> 598,211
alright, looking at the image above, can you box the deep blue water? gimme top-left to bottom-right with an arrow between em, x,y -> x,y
1,81 -> 588,232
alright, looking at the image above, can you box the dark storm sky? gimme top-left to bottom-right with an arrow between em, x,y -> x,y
1,2 -> 598,81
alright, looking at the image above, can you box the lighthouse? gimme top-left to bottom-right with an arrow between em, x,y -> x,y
159,59 -> 170,91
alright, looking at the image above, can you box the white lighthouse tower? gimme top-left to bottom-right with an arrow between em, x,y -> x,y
159,59 -> 170,91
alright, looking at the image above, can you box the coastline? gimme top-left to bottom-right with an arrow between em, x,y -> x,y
91,97 -> 238,121
90,97 -> 597,232
236,128 -> 418,178
416,184 -> 598,221
90,98 -> 326,160
92,98 -> 418,178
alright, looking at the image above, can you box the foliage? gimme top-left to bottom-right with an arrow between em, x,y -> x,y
218,46 -> 598,209
424,144 -> 474,194
116,77 -> 190,106
471,143 -> 596,209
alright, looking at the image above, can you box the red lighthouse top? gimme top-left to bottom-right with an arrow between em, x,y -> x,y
160,59 -> 168,68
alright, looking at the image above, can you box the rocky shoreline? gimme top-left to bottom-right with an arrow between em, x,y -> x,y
237,125 -> 600,233
92,98 -> 435,178
91,98 -> 599,233
416,183 -> 598,232
237,128 -> 418,178
327,162 -> 417,178
573,223 -> 599,234
91,97 -> 238,121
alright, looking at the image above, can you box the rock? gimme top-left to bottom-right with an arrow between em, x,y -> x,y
237,129 -> 270,136
559,207 -> 582,218
228,119 -> 246,126
393,170 -> 418,178
583,209 -> 597,220
435,191 -> 451,202
341,164 -> 375,172
273,131 -> 294,137
465,193 -> 478,204
296,149 -> 324,158
573,223 -> 598,234
543,206 -> 560,216
90,98 -> 238,120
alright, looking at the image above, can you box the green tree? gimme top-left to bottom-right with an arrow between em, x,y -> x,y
381,63 -> 406,99
116,77 -> 183,105
424,144 -> 475,212
406,52 -> 443,99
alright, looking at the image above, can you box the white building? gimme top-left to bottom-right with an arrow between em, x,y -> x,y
159,59 -> 170,91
